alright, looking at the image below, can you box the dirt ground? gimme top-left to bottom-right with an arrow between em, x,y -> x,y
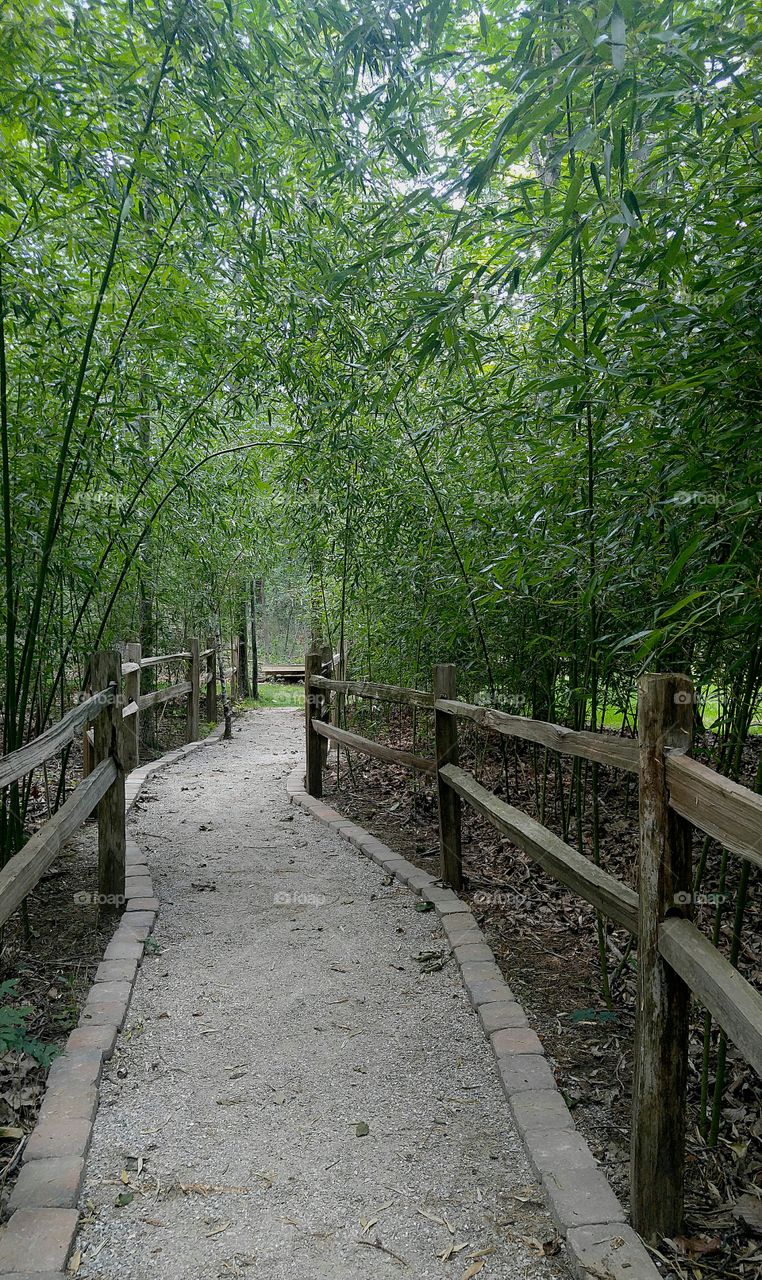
321,703 -> 762,1280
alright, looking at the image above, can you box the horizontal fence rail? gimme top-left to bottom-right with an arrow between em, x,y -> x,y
312,719 -> 436,776
135,651 -> 191,670
0,635 -> 223,935
434,698 -> 639,772
0,758 -> 116,929
311,675 -> 435,708
439,763 -> 639,934
138,680 -> 193,711
303,651 -> 762,1244
0,687 -> 115,791
666,753 -> 762,871
659,917 -> 762,1078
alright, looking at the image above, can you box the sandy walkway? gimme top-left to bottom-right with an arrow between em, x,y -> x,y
74,709 -> 568,1280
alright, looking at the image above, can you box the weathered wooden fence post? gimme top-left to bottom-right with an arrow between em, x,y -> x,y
91,650 -> 126,901
631,671 -> 694,1241
205,639 -> 218,723
305,650 -> 323,798
186,638 -> 200,743
123,641 -> 141,773
433,663 -> 462,889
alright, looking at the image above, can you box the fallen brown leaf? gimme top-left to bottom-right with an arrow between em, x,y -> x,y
461,1262 -> 485,1280
674,1234 -> 722,1258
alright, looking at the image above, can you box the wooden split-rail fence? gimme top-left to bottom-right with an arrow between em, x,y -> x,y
0,640 -> 220,932
82,640 -> 218,774
304,653 -> 762,1243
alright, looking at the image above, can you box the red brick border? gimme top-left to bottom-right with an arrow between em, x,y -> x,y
0,726 -> 226,1277
287,766 -> 664,1280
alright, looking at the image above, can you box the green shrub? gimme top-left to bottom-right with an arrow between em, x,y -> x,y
0,981 -> 59,1068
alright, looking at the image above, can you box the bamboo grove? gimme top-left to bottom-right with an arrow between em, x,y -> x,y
1,0 -> 760,984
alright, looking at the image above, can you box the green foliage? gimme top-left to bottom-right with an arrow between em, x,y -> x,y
0,0 -> 759,790
268,0 -> 762,749
0,981 -> 59,1067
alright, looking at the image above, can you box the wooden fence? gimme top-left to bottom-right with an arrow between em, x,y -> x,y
304,653 -> 762,1243
83,639 -> 217,773
0,639 -> 220,934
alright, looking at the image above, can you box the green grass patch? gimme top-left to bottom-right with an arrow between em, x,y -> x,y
596,689 -> 761,736
241,682 -> 303,708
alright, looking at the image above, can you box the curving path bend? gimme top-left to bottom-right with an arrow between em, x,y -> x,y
74,709 -> 568,1280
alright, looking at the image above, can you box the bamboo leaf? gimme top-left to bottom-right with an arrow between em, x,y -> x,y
610,5 -> 626,72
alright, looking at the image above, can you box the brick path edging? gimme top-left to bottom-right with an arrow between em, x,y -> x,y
287,767 -> 665,1280
0,724 -> 227,1277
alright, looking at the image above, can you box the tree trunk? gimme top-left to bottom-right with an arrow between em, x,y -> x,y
137,398 -> 157,749
250,578 -> 260,700
310,547 -> 322,649
214,629 -> 233,740
238,600 -> 250,699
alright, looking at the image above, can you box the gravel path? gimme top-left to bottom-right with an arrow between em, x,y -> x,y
75,709 -> 569,1280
